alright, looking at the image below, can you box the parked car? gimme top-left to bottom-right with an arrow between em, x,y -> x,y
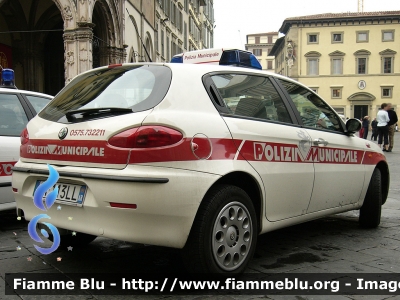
12,49 -> 389,273
0,69 -> 53,211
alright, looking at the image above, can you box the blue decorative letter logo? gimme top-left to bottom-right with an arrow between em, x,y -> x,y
28,164 -> 61,254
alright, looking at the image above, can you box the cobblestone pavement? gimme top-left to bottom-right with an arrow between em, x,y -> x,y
1,139 -> 400,300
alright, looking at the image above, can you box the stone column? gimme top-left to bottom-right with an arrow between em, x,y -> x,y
76,23 -> 94,74
63,23 -> 94,84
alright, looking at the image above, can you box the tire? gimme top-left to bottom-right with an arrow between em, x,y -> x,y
359,168 -> 382,228
183,184 -> 258,274
49,231 -> 97,248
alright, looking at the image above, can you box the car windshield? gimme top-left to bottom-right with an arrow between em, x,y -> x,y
25,95 -> 52,113
39,65 -> 172,123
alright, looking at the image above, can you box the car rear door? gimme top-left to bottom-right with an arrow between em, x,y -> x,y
276,78 -> 367,213
205,73 -> 315,221
0,92 -> 30,204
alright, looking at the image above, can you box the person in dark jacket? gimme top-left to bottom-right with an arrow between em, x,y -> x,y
370,118 -> 378,141
362,116 -> 369,139
387,103 -> 398,152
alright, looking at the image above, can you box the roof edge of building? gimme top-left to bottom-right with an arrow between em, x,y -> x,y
279,10 -> 400,34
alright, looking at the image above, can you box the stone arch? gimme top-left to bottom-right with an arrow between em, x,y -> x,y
50,0 -> 76,28
379,49 -> 397,55
128,47 -> 136,63
329,50 -> 345,56
354,49 -> 371,56
304,51 -> 321,57
125,13 -> 141,62
348,92 -> 376,101
144,31 -> 154,61
0,0 -> 65,93
90,0 -> 124,66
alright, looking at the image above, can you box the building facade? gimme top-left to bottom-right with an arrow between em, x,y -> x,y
0,0 -> 214,95
154,0 -> 214,63
270,11 -> 400,119
0,0 -> 125,95
125,0 -> 156,63
245,32 -> 278,72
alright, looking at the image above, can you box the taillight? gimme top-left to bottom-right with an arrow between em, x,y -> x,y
20,128 -> 29,145
108,126 -> 183,148
108,64 -> 122,68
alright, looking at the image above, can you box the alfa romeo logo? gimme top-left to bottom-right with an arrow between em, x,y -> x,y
58,127 -> 68,140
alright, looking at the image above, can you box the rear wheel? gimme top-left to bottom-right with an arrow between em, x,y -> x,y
359,168 -> 382,228
183,184 -> 257,273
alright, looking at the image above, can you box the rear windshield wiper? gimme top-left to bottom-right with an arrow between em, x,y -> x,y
65,107 -> 133,121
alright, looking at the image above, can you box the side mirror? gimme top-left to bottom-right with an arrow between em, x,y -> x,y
346,118 -> 362,134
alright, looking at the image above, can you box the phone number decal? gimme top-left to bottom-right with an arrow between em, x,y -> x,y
69,129 -> 106,137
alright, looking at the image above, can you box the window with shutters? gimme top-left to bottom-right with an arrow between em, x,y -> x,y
308,59 -> 318,75
305,51 -> 321,76
329,51 -> 345,75
357,58 -> 366,74
380,49 -> 396,74
382,87 -> 393,98
161,30 -> 165,57
331,88 -> 342,99
354,49 -> 370,75
382,30 -> 395,42
356,31 -> 369,43
184,22 -> 188,49
332,59 -> 343,75
307,33 -> 319,44
253,49 -> 262,56
166,36 -> 170,60
155,23 -> 159,53
331,32 -> 343,43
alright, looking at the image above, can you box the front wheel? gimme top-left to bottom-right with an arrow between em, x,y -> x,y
359,168 -> 382,228
183,184 -> 258,273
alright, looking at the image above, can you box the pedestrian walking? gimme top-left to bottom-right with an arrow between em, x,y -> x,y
362,116 -> 369,139
371,117 -> 378,141
387,103 -> 398,152
377,103 -> 390,152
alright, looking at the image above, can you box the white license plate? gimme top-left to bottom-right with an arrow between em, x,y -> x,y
33,181 -> 87,206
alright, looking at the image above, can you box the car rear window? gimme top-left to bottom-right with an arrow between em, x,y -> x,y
39,65 -> 172,123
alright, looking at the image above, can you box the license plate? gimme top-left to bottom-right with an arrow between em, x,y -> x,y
33,181 -> 87,207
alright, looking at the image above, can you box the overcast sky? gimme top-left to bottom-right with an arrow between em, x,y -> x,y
214,0 -> 399,49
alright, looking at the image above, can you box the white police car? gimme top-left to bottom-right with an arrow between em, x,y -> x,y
0,69 -> 52,211
12,49 -> 389,273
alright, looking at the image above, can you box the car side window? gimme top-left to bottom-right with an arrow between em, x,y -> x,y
277,79 -> 343,132
0,93 -> 29,136
210,74 -> 293,124
25,95 -> 51,113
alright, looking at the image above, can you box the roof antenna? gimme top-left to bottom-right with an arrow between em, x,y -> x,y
126,8 -> 152,62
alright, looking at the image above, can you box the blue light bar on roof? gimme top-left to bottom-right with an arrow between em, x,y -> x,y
220,50 -> 262,70
1,68 -> 16,88
170,49 -> 262,70
170,56 -> 183,63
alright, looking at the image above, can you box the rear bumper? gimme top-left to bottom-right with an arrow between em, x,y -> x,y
12,162 -> 220,248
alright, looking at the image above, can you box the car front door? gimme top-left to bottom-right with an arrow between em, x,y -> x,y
0,92 -> 30,206
206,73 -> 315,221
276,79 -> 367,213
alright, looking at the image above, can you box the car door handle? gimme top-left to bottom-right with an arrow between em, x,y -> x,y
313,138 -> 329,146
